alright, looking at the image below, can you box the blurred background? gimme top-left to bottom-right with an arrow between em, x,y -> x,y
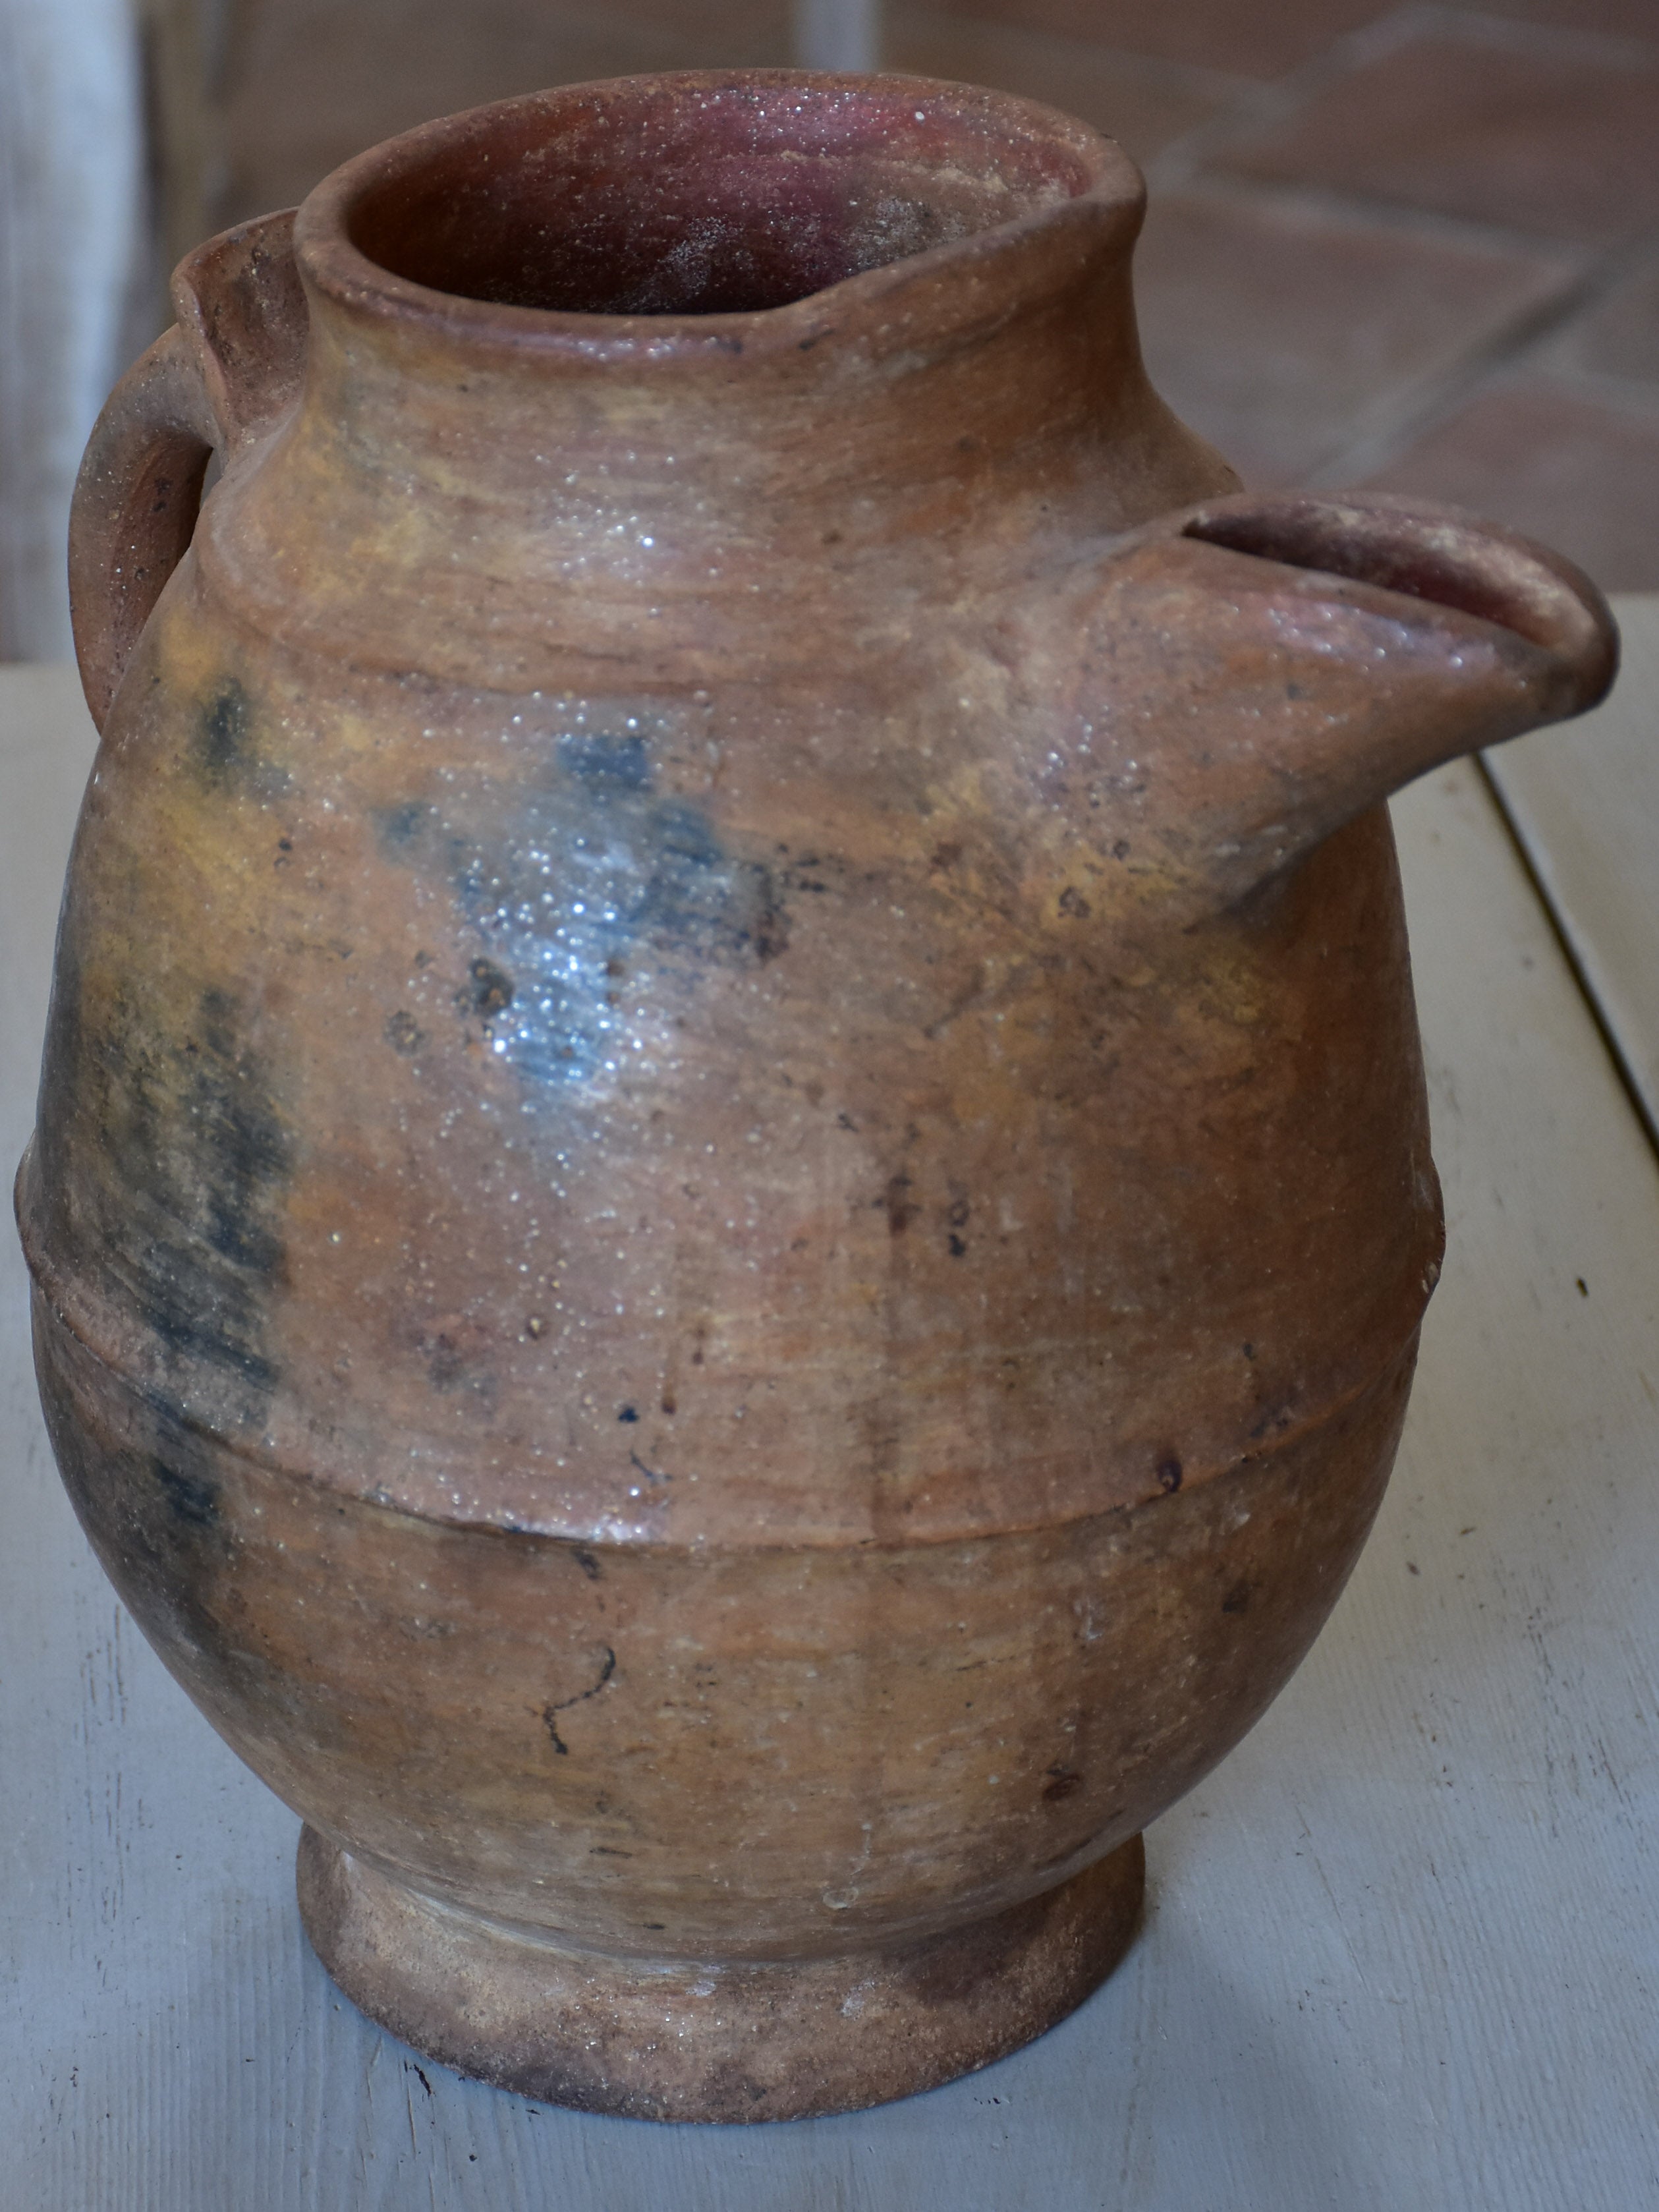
3,0 -> 1655,660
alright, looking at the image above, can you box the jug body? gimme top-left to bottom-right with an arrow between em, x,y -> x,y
17,72 -> 1614,2121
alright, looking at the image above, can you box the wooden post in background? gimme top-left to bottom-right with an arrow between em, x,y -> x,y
143,0 -> 211,291
793,0 -> 880,74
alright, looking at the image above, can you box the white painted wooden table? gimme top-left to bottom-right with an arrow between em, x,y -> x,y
1487,598 -> 1659,1148
4,617 -> 1658,2210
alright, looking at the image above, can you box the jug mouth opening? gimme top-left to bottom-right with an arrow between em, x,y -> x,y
300,71 -> 1137,339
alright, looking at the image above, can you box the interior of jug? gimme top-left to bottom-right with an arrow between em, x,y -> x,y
341,76 -> 1105,317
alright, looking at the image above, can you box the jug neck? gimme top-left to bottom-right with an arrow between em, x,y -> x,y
274,76 -> 1176,580
295,202 -> 1142,542
201,74 -> 1245,687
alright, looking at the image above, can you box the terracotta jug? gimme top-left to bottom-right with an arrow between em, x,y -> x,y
20,71 -> 1616,2122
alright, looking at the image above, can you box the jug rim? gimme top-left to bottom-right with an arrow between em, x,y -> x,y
291,69 -> 1146,364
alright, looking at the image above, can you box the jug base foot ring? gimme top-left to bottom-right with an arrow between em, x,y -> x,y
296,1824 -> 1144,2122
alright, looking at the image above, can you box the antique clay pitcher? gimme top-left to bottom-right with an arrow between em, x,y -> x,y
20,72 -> 1616,2121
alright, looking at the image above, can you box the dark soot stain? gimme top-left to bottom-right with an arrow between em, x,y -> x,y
382,736 -> 789,1089
151,1454 -> 219,1528
198,681 -> 252,782
195,679 -> 289,797
65,975 -> 293,1409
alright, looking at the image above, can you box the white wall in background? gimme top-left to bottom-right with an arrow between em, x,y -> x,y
0,0 -> 145,660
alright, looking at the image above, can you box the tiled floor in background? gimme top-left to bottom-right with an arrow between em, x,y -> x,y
215,0 -> 1659,586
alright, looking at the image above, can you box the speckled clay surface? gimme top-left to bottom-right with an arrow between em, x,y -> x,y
20,72 -> 1616,2119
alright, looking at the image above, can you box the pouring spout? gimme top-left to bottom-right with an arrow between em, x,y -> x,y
1048,492 -> 1618,920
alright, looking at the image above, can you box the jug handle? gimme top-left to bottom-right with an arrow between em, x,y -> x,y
68,209 -> 305,733
68,326 -> 221,733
